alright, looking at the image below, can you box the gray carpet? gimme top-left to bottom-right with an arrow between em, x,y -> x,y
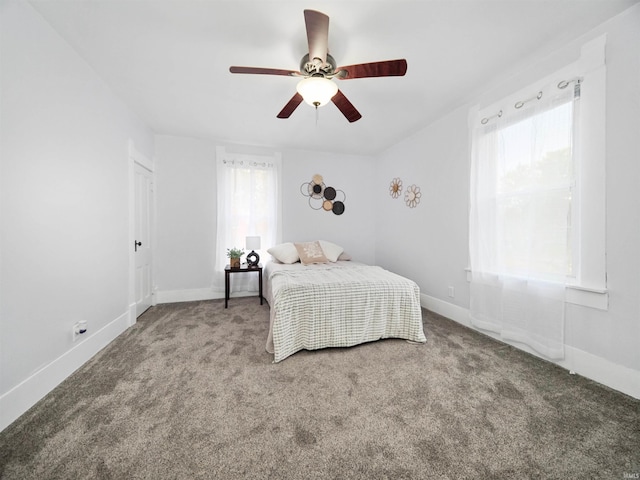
1,297 -> 639,479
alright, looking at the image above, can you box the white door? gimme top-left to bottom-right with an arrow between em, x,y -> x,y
134,162 -> 153,317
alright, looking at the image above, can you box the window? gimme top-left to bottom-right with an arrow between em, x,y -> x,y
214,147 -> 281,292
475,92 -> 576,282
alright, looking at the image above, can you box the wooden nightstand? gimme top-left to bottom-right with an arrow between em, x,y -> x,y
224,264 -> 263,308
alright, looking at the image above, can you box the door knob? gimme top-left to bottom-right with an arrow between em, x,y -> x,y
135,240 -> 142,252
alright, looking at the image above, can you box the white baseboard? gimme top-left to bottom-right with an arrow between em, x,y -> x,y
128,302 -> 137,327
420,293 -> 640,399
0,311 -> 131,432
420,293 -> 471,327
155,288 -> 258,304
155,287 -> 221,304
560,346 -> 640,399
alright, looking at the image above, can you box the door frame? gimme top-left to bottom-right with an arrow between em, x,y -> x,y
128,139 -> 156,327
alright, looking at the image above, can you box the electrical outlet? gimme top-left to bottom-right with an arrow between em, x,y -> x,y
72,321 -> 88,342
448,286 -> 455,298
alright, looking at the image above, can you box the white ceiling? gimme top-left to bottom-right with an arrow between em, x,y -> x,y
29,0 -> 638,155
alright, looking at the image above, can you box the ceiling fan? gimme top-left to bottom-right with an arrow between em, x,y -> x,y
229,9 -> 407,123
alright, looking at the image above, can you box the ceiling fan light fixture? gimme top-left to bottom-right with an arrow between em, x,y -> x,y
296,77 -> 338,107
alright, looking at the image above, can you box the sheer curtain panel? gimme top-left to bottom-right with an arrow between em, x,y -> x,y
214,148 -> 281,294
469,83 -> 577,360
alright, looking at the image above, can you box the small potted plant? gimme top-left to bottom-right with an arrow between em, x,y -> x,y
227,247 -> 244,269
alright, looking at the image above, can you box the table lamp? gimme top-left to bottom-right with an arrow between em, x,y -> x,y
245,236 -> 261,267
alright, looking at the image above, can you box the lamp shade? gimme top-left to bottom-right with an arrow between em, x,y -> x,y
296,77 -> 338,107
246,236 -> 261,250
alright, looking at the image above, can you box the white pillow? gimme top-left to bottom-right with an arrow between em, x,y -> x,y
319,240 -> 344,262
267,242 -> 299,264
337,251 -> 352,261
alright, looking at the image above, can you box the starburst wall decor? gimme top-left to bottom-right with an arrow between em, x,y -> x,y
389,177 -> 402,198
389,177 -> 421,208
405,184 -> 421,208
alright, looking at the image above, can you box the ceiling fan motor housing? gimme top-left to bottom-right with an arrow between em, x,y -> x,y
300,53 -> 337,77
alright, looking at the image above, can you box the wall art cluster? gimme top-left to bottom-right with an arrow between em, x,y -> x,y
301,174 -> 346,215
389,177 -> 421,208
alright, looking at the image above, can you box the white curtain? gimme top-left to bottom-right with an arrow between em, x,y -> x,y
214,150 -> 281,294
469,84 -> 577,360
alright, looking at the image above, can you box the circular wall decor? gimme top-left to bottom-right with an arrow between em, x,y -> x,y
300,174 -> 346,216
309,181 -> 325,198
308,196 -> 324,210
324,186 -> 336,200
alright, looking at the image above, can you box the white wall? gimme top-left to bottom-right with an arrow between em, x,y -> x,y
154,136 -> 217,294
0,1 -> 154,430
280,148 -> 376,265
376,5 -> 640,397
154,136 -> 377,302
375,106 -> 471,309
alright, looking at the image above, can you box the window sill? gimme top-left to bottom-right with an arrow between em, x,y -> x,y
565,285 -> 608,310
465,269 -> 608,311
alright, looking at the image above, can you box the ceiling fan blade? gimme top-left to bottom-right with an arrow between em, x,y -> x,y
304,9 -> 329,67
229,66 -> 299,77
336,59 -> 408,79
277,93 -> 304,119
332,89 -> 362,123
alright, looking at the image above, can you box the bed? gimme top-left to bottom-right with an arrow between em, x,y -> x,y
264,259 -> 426,363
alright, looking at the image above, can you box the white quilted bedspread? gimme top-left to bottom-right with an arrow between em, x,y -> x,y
265,262 -> 426,363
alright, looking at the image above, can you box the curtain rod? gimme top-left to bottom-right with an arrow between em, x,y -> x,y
480,76 -> 582,125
